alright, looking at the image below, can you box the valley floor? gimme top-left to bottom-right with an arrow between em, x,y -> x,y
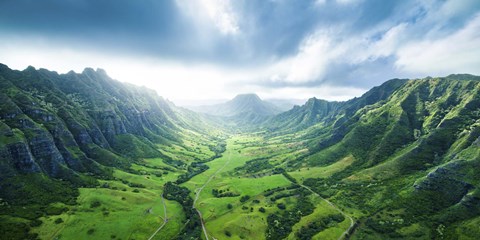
31,134 -> 355,240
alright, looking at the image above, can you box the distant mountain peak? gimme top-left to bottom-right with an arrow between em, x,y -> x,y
232,93 -> 261,100
188,93 -> 283,121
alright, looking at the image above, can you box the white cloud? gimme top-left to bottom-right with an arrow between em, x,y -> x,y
266,30 -> 350,84
176,0 -> 239,35
255,85 -> 366,102
356,23 -> 408,62
395,14 -> 480,75
263,1 -> 480,86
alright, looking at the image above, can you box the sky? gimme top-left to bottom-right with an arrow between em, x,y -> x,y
0,0 -> 479,105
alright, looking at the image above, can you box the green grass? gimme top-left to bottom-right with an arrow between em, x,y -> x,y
285,195 -> 347,240
289,155 -> 355,181
177,135 -> 297,239
32,165 -> 185,240
33,188 -> 169,239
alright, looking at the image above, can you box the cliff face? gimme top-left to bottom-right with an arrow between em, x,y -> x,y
0,64 -> 181,182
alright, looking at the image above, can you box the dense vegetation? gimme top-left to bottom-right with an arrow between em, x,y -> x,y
1,64 -> 479,239
266,191 -> 315,240
163,182 -> 202,239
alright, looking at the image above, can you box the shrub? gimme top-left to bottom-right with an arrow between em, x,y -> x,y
90,201 -> 101,208
29,219 -> 43,227
240,195 -> 250,203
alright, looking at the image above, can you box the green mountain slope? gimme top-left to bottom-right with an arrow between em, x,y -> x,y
265,78 -> 408,135
0,64 -> 224,239
1,63 -> 479,240
275,74 -> 480,239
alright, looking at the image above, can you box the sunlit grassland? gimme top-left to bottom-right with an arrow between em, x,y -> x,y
31,131 -> 380,240
32,157 -> 187,240
179,135 -> 302,239
289,155 -> 355,182
181,136 -> 250,189
206,193 -> 299,239
286,195 -> 349,240
32,186 -> 181,240
196,174 -> 292,219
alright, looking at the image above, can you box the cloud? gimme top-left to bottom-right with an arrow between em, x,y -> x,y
266,30 -> 346,84
395,14 -> 480,75
175,0 -> 239,35
0,0 -> 479,103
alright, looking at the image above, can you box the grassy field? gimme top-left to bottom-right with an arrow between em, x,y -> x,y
30,135 -> 214,240
289,155 -> 355,182
33,187 -> 175,239
31,133 -> 357,240
286,195 -> 349,240
179,134 -> 356,240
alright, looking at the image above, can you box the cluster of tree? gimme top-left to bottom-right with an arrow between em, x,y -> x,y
282,172 -> 298,184
270,192 -> 297,202
212,188 -> 239,198
303,178 -> 339,198
0,175 -> 82,239
240,195 -> 251,203
263,184 -> 299,197
118,179 -> 146,188
265,195 -> 315,240
208,141 -> 226,158
175,163 -> 209,184
296,214 -> 345,239
162,157 -> 185,168
269,186 -> 305,202
163,182 -> 202,239
234,157 -> 273,174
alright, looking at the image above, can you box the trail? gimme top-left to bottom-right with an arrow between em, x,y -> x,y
299,184 -> 355,240
193,152 -> 233,240
147,193 -> 168,240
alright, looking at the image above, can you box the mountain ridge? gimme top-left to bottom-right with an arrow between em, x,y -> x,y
191,93 -> 282,117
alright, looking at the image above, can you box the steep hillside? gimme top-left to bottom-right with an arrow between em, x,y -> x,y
0,64 -> 179,178
0,64 -> 223,239
1,66 -> 479,240
275,74 -> 480,239
265,78 -> 408,134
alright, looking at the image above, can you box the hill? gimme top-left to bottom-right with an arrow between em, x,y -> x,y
0,64 -> 224,239
192,93 -> 282,127
263,74 -> 480,239
1,64 -> 480,240
191,93 -> 282,120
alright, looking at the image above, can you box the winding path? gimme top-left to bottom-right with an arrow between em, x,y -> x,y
299,184 -> 355,240
147,193 -> 168,240
193,153 -> 233,240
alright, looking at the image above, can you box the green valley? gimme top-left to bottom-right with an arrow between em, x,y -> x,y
1,64 -> 480,240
